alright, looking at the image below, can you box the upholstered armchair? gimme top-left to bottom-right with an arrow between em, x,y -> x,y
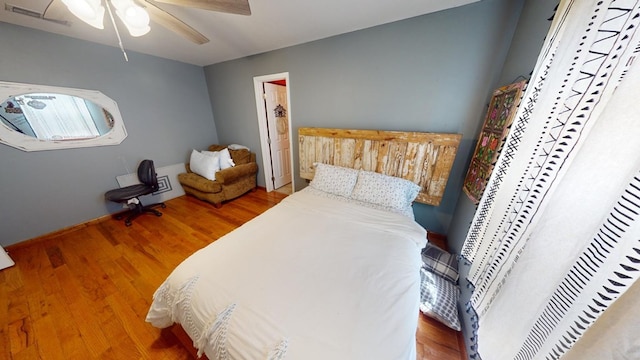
178,145 -> 258,208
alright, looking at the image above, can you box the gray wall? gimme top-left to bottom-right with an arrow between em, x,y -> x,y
445,0 -> 559,357
447,2 -> 559,254
0,23 -> 217,247
204,0 -> 524,234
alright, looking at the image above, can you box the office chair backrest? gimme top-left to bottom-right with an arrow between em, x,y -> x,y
138,159 -> 159,191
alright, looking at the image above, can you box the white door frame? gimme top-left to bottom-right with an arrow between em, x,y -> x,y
253,72 -> 294,193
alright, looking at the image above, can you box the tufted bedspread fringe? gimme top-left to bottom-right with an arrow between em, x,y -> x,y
267,338 -> 289,360
197,303 -> 237,358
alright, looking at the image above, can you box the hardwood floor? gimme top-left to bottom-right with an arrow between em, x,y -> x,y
1,189 -> 464,359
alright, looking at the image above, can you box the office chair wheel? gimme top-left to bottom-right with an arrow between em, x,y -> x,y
161,204 -> 167,208
125,220 -> 132,227
155,212 -> 162,217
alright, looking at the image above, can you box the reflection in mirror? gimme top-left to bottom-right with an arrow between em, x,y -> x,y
1,93 -> 114,141
0,81 -> 127,151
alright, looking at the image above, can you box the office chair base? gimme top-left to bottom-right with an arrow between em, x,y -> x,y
115,202 -> 166,226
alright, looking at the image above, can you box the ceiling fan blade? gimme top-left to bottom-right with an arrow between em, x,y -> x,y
152,0 -> 250,15
140,0 -> 210,44
43,0 -> 71,22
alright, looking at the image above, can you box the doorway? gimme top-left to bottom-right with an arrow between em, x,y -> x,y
253,73 -> 294,194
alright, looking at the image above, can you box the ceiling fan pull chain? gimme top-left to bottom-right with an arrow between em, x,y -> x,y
104,0 -> 129,61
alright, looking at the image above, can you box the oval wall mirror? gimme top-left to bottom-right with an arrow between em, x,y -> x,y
0,81 -> 127,151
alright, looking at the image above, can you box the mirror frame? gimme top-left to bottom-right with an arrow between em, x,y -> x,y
0,81 -> 127,151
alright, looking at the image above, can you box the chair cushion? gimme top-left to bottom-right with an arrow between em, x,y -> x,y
207,144 -> 227,152
178,172 -> 223,193
229,149 -> 252,165
105,183 -> 154,203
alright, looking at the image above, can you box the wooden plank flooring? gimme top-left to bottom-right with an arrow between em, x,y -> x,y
1,189 -> 464,359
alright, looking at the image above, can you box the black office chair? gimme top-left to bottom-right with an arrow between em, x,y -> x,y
105,159 -> 166,226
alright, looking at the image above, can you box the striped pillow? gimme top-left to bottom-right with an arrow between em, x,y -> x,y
421,243 -> 459,283
419,268 -> 461,331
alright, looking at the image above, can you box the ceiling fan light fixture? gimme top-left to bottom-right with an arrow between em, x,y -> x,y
112,0 -> 150,36
62,0 -> 105,29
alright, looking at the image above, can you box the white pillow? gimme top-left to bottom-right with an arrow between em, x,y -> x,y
190,149 -> 220,180
309,163 -> 359,197
218,148 -> 235,169
203,148 -> 235,170
350,170 -> 420,213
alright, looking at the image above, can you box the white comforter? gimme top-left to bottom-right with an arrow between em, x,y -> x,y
146,188 -> 427,359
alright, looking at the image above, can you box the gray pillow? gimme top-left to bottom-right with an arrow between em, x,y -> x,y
419,268 -> 461,331
421,243 -> 459,283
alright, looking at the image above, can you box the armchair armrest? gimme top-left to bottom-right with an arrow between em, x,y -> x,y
215,162 -> 258,184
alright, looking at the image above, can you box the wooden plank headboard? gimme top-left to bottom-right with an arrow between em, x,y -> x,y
298,127 -> 462,206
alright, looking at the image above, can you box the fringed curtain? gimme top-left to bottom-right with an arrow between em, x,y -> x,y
461,0 -> 640,359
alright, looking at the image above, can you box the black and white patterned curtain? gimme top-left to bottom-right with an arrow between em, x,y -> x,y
461,1 -> 640,359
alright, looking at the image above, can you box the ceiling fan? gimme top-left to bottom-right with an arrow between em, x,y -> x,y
40,0 -> 251,45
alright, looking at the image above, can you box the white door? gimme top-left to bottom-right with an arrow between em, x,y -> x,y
263,83 -> 291,189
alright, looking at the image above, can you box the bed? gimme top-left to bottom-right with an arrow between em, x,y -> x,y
146,128 -> 461,359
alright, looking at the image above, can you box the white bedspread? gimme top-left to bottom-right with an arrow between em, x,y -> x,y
146,188 -> 427,359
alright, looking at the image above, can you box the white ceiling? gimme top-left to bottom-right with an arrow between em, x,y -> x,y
1,0 -> 479,66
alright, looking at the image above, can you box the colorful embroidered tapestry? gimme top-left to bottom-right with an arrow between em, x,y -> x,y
463,80 -> 526,204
